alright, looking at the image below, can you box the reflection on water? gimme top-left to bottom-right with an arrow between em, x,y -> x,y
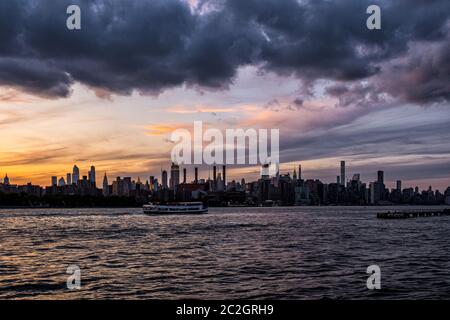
1,206 -> 450,299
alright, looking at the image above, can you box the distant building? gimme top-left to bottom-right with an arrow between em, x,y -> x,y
89,166 -> 96,187
340,161 -> 346,186
377,171 -> 384,184
51,176 -> 57,187
396,180 -> 402,192
370,181 -> 383,204
170,163 -> 180,192
58,177 -> 66,187
162,170 -> 168,189
73,165 -> 80,184
103,173 -> 109,197
66,173 -> 72,185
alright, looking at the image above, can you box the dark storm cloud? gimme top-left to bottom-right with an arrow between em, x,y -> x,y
0,0 -> 449,103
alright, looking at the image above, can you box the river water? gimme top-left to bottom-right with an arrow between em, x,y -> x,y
1,206 -> 449,299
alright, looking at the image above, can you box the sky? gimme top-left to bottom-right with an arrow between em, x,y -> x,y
0,0 -> 449,190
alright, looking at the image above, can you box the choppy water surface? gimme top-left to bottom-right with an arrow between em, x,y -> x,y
1,206 -> 450,299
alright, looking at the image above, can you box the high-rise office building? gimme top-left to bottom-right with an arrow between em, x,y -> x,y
396,180 -> 402,192
72,165 -> 80,184
216,173 -> 223,191
298,165 -> 302,180
89,166 -> 96,187
162,170 -> 168,189
340,161 -> 346,186
170,163 -> 180,191
103,173 -> 109,197
223,165 -> 226,189
370,181 -> 383,204
149,176 -> 155,191
66,173 -> 72,185
377,171 -> 384,184
51,176 -> 57,187
58,177 -> 66,187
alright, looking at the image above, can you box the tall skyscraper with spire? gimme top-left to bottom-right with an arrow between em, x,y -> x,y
103,173 -> 109,197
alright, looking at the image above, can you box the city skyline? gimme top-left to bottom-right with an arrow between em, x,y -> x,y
1,159 -> 448,194
0,0 -> 449,190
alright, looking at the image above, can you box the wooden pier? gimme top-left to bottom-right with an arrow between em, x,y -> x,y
377,209 -> 450,219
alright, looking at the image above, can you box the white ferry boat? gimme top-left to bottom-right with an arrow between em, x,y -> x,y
143,202 -> 208,215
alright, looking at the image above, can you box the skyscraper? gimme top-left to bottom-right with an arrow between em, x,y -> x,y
72,165 -> 80,184
396,180 -> 402,192
222,165 -> 226,189
149,176 -> 155,191
89,166 -> 96,187
170,163 -> 180,191
103,173 -> 109,197
66,173 -> 72,185
377,171 -> 384,184
370,182 -> 382,204
340,161 -> 346,187
58,177 -> 66,187
162,170 -> 168,189
51,176 -> 57,187
298,164 -> 302,180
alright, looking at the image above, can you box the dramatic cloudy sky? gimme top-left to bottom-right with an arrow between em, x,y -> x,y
0,0 -> 449,189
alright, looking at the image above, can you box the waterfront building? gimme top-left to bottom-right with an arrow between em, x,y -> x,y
170,163 -> 180,192
72,165 -> 80,184
340,161 -> 346,187
162,170 -> 168,189
89,166 -> 96,187
58,177 -> 66,187
103,173 -> 109,197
